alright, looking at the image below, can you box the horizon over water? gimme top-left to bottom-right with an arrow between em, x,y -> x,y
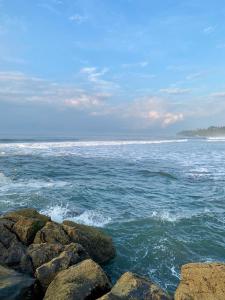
0,136 -> 225,292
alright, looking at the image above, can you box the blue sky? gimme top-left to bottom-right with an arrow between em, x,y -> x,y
0,0 -> 225,137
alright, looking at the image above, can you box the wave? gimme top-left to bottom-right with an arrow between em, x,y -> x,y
0,139 -> 188,149
207,137 -> 225,142
0,172 -> 12,185
41,204 -> 111,227
138,170 -> 177,180
0,179 -> 70,192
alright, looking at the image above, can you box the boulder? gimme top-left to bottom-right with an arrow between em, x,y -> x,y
28,243 -> 64,269
13,218 -> 45,245
35,243 -> 89,290
175,262 -> 225,300
3,208 -> 50,246
98,272 -> 171,300
33,222 -> 70,245
44,259 -> 111,300
63,220 -> 116,264
0,265 -> 35,300
0,222 -> 33,274
4,208 -> 50,224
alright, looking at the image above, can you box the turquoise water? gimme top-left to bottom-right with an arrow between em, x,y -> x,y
0,138 -> 225,291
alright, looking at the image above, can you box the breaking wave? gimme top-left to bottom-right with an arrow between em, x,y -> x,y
41,204 -> 111,227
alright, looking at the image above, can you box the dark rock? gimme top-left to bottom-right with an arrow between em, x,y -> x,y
98,272 -> 172,300
63,220 -> 116,264
28,243 -> 64,269
35,243 -> 89,290
0,222 -> 33,274
44,259 -> 111,300
33,222 -> 70,245
0,265 -> 35,300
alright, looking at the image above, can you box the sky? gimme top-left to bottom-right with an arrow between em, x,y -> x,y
0,0 -> 225,137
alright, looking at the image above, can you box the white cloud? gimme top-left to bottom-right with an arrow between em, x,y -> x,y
160,87 -> 190,95
186,72 -> 203,80
0,71 -> 186,129
80,66 -> 119,91
211,92 -> 225,98
162,113 -> 184,126
65,93 -> 110,109
69,14 -> 88,24
203,26 -> 216,35
122,61 -> 149,68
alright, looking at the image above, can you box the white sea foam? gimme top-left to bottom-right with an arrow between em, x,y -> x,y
0,179 -> 70,192
71,210 -> 111,227
0,139 -> 188,150
170,266 -> 180,279
0,172 -> 12,185
41,204 -> 111,227
41,204 -> 70,223
207,137 -> 225,142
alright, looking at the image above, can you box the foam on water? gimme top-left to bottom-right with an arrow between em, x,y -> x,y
41,204 -> 70,223
1,138 -> 225,292
0,179 -> 70,192
0,172 -> 12,185
207,137 -> 225,142
71,210 -> 112,227
41,204 -> 111,227
0,139 -> 188,147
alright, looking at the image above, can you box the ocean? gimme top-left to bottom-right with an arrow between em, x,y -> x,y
0,137 -> 225,292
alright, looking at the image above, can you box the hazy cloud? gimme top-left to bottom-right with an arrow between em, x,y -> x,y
69,14 -> 88,24
160,87 -> 190,95
203,26 -> 215,34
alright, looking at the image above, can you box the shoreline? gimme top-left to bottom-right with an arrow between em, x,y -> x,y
0,208 -> 225,299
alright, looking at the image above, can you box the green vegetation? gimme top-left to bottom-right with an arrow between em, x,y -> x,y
178,126 -> 225,137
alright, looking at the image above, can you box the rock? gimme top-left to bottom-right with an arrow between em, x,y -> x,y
63,220 -> 116,264
98,272 -> 171,300
13,218 -> 46,245
0,265 -> 35,300
3,208 -> 50,246
175,262 -> 225,300
28,243 -> 64,269
0,217 -> 15,229
44,259 -> 111,300
33,222 -> 70,245
4,208 -> 50,224
0,222 -> 33,274
36,243 -> 89,290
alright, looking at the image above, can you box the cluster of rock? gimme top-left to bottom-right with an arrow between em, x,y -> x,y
0,208 -> 225,300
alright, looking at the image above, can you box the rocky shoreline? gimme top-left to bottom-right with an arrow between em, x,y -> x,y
0,208 -> 224,299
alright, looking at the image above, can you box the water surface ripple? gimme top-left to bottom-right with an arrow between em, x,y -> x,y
0,138 -> 225,291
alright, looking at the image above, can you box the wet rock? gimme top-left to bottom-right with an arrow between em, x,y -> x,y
175,262 -> 225,300
36,243 -> 89,290
4,208 -> 50,224
33,222 -> 70,245
0,222 -> 33,274
28,243 -> 64,269
3,208 -> 50,246
0,265 -> 35,300
63,220 -> 116,264
98,272 -> 171,300
44,259 -> 111,300
13,218 -> 46,245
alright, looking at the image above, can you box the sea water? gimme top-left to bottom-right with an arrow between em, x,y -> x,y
0,137 -> 225,291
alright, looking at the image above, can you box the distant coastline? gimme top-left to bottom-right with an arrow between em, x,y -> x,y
177,126 -> 225,137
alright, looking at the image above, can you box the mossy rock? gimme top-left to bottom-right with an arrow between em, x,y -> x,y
44,259 -> 111,300
4,208 -> 50,223
63,220 -> 116,264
